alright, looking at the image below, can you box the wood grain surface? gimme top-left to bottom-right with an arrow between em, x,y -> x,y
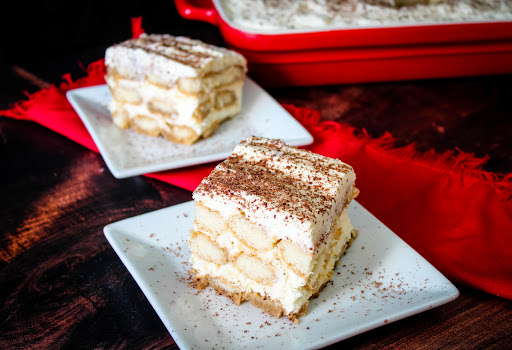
1,2 -> 512,349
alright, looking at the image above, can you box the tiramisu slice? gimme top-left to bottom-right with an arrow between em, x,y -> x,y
105,34 -> 247,145
189,136 -> 359,322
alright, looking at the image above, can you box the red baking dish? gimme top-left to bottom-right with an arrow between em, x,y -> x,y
175,0 -> 512,86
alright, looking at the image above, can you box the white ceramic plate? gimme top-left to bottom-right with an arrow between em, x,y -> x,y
104,201 -> 459,350
66,79 -> 313,178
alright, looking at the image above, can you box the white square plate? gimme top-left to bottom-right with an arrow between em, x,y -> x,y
104,201 -> 459,350
66,79 -> 313,178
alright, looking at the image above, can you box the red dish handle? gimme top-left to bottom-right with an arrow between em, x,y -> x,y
175,0 -> 219,26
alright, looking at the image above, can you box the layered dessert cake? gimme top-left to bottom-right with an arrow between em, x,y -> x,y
105,34 -> 247,145
189,136 -> 359,322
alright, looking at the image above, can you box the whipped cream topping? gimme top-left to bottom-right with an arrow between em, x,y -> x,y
193,136 -> 356,252
105,34 -> 247,85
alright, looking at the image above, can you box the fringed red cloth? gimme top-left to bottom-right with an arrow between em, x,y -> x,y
2,27 -> 512,301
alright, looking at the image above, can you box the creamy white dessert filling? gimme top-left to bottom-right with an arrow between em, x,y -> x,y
106,76 -> 243,135
191,208 -> 354,314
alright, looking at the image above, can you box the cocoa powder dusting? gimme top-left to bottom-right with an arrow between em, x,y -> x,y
194,136 -> 355,226
119,34 -> 227,69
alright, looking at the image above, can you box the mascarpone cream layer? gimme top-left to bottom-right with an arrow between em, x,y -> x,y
106,77 -> 243,134
191,209 -> 354,314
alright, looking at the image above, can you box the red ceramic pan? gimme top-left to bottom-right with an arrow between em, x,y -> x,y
175,0 -> 512,86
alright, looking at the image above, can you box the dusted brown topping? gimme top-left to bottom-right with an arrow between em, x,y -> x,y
194,136 -> 355,225
118,34 -> 234,69
238,136 -> 353,178
199,155 -> 332,223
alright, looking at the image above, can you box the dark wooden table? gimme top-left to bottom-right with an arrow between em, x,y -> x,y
1,3 -> 512,349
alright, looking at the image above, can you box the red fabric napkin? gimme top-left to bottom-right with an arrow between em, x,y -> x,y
2,31 -> 512,301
